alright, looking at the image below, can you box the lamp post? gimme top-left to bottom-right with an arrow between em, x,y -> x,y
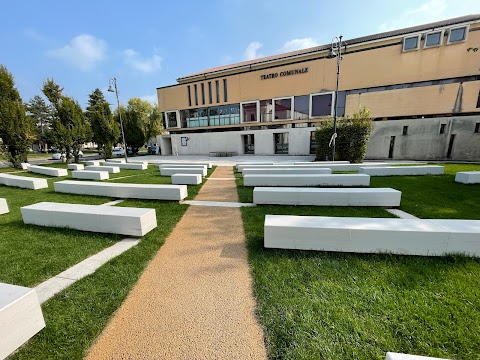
326,35 -> 346,161
108,77 -> 128,163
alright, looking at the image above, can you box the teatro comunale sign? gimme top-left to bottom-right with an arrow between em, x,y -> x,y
260,67 -> 308,80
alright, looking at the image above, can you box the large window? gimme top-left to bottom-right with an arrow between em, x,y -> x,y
215,80 -> 220,103
310,131 -> 317,154
223,79 -> 228,102
403,35 -> 420,51
260,100 -> 272,122
166,111 -> 179,128
208,82 -> 212,104
187,86 -> 191,107
274,133 -> 288,154
183,108 -> 208,128
448,26 -> 468,44
424,31 -> 443,48
273,97 -> 293,121
241,101 -> 259,123
243,134 -> 254,154
230,104 -> 240,124
194,84 -> 198,106
310,92 -> 334,118
294,95 -> 309,120
201,83 -> 205,105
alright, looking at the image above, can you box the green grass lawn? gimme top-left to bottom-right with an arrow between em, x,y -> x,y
238,163 -> 480,359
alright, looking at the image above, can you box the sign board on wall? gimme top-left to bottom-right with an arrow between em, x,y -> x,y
260,67 -> 308,80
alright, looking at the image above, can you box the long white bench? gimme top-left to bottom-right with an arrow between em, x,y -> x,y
103,162 -> 148,170
54,180 -> 188,201
160,167 -> 207,177
359,166 -> 444,176
106,158 -> 126,163
294,161 -> 350,165
0,282 -> 45,360
254,187 -> 401,207
236,162 -> 274,169
84,160 -> 101,166
242,168 -> 332,175
0,198 -> 9,215
72,170 -> 109,180
0,173 -> 48,190
21,202 -> 157,236
244,174 -> 370,187
264,215 -> 480,257
85,165 -> 120,174
21,162 -> 30,170
172,174 -> 202,185
68,163 -> 84,170
28,165 -> 68,177
156,161 -> 212,169
238,162 -> 390,172
386,352 -> 449,360
158,164 -> 207,170
455,171 -> 480,184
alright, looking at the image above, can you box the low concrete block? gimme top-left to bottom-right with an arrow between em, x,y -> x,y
243,174 -> 370,187
294,161 -> 350,165
106,158 -> 126,163
160,167 -> 207,177
156,161 -> 212,168
455,171 -> 480,184
103,162 -> 148,170
54,180 -> 188,201
68,164 -> 84,170
237,162 -> 390,172
158,164 -> 207,170
71,170 -> 109,180
236,162 -> 274,169
0,173 -> 48,190
21,202 -> 157,236
243,168 -> 332,175
0,198 -> 9,215
28,165 -> 68,177
359,166 -> 444,176
172,174 -> 202,185
84,160 -> 101,166
386,352 -> 450,360
85,165 -> 120,174
0,282 -> 45,360
21,162 -> 30,170
253,187 -> 401,207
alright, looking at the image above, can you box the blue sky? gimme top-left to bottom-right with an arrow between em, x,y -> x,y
1,0 -> 479,108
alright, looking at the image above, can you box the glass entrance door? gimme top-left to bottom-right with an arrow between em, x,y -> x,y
274,133 -> 289,154
243,134 -> 255,154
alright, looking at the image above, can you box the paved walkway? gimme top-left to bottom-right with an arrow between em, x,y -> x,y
86,166 -> 267,359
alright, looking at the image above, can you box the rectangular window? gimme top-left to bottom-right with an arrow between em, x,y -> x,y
201,83 -> 205,105
439,124 -> 446,134
448,26 -> 468,44
166,111 -> 178,128
476,90 -> 480,108
309,131 -> 317,155
187,86 -> 191,107
274,133 -> 289,154
294,95 -> 310,120
208,82 -> 212,104
260,100 -> 273,122
194,84 -> 198,106
424,31 -> 443,48
241,101 -> 259,123
273,97 -> 293,121
475,123 -> 480,134
310,92 -> 333,118
403,35 -> 420,51
230,104 -> 240,124
403,126 -> 408,135
215,80 -> 220,103
243,134 -> 254,154
223,79 -> 228,102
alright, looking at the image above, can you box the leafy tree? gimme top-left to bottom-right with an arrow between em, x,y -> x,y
146,107 -> 163,142
25,95 -> 54,152
85,88 -> 119,160
42,79 -> 91,163
123,107 -> 145,153
0,65 -> 36,168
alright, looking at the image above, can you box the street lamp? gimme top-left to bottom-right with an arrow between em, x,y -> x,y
326,35 -> 346,161
108,77 -> 128,163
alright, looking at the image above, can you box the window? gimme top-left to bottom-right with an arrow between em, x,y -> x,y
223,79 -> 228,102
475,123 -> 480,134
260,100 -> 273,122
208,82 -> 212,104
215,80 -> 220,103
166,111 -> 179,128
273,97 -> 293,121
448,26 -> 468,44
187,86 -> 191,107
403,35 -> 420,51
241,101 -> 259,123
230,104 -> 240,124
439,124 -> 446,134
476,90 -> 480,108
201,83 -> 205,105
274,133 -> 289,154
183,108 -> 208,128
424,30 -> 443,48
294,95 -> 309,120
310,92 -> 334,118
243,134 -> 254,154
403,126 -> 408,135
310,131 -> 317,155
194,84 -> 198,106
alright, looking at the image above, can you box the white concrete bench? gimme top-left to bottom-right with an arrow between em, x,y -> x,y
238,162 -> 390,172
359,166 -> 444,176
243,174 -> 370,187
156,161 -> 212,169
103,162 -> 148,170
264,215 -> 480,257
158,164 -> 207,170
236,162 -> 274,169
455,171 -> 480,184
254,187 -> 401,207
0,173 -> 48,190
0,282 -> 45,360
386,352 -> 449,360
160,167 -> 207,177
21,202 -> 157,236
21,162 -> 30,170
84,160 -> 101,166
54,180 -> 188,201
85,165 -> 120,174
68,163 -> 84,170
294,161 -> 350,165
71,170 -> 109,180
0,198 -> 9,215
172,174 -> 202,185
106,158 -> 126,163
28,165 -> 68,177
242,168 -> 332,175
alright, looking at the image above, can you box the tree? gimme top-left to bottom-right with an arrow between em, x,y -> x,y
0,65 -> 36,168
85,89 -> 119,160
42,79 -> 91,163
25,95 -> 54,152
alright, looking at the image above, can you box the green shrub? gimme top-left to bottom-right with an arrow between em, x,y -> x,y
315,107 -> 372,163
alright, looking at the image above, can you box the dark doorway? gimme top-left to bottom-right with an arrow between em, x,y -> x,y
243,134 -> 255,154
447,134 -> 456,159
388,136 -> 396,159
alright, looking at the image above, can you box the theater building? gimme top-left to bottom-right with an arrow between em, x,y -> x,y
156,15 -> 480,161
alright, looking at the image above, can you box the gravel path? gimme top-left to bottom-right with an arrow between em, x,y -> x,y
86,166 -> 267,359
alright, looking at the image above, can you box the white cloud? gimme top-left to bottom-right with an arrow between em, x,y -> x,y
244,41 -> 263,60
123,49 -> 162,73
279,38 -> 319,53
140,93 -> 158,104
48,34 -> 107,71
